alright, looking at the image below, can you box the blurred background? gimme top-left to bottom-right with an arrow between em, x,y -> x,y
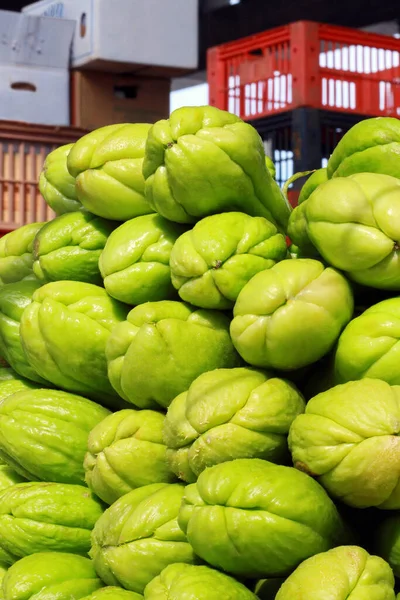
0,0 -> 400,231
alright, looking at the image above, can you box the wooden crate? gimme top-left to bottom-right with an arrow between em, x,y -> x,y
0,121 -> 87,232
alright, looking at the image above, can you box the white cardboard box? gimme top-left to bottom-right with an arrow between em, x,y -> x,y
22,0 -> 199,75
0,10 -> 74,125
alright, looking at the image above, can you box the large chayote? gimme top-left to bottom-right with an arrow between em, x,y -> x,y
297,173 -> 400,289
230,259 -> 354,370
39,144 -> 81,215
84,409 -> 175,505
0,482 -> 103,564
142,106 -> 291,230
99,215 -> 185,305
144,563 -> 257,600
0,369 -> 37,403
33,211 -> 116,285
163,367 -> 305,483
67,124 -> 154,221
327,117 -> 400,179
289,378 -> 400,508
90,483 -> 197,594
169,212 -> 287,310
0,223 -> 43,284
178,458 -> 348,578
333,297 -> 400,385
3,553 -> 103,600
19,281 -> 129,408
0,281 -> 48,383
272,546 -> 395,600
376,513 -> 400,578
0,388 -> 109,484
83,589 -> 143,600
106,300 -> 241,409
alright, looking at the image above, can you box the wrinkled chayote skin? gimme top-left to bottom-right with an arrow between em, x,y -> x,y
178,458 -> 348,578
298,168 -> 328,204
99,215 -> 185,305
107,300 -> 241,409
0,388 -> 109,484
0,281 -> 48,384
20,281 -> 129,408
298,173 -> 400,289
230,258 -> 354,370
376,513 -> 400,578
90,483 -> 197,594
289,378 -> 400,509
39,144 -> 81,215
67,124 -> 154,221
0,223 -> 44,284
0,482 -> 104,564
33,211 -> 116,285
0,370 -> 38,403
274,545 -> 395,600
142,106 -> 291,231
82,588 -> 143,600
144,563 -> 257,600
333,297 -> 400,385
84,409 -> 176,505
163,367 -> 305,483
3,552 -> 103,600
169,212 -> 287,310
327,117 -> 400,179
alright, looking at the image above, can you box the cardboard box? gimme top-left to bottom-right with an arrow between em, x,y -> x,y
23,0 -> 199,75
0,10 -> 74,125
71,71 -> 170,130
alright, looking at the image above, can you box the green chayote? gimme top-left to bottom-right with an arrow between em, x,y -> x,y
298,168 -> 328,204
67,124 -> 154,221
19,281 -> 129,408
0,482 -> 103,564
144,563 -> 257,599
0,281 -> 48,383
169,212 -> 287,310
0,388 -> 109,484
33,211 -> 116,285
274,546 -> 395,600
0,465 -> 25,493
178,458 -> 348,578
164,367 -> 305,482
0,223 -> 44,284
82,589 -> 143,600
376,513 -> 400,578
0,370 -> 38,403
289,378 -> 400,508
84,409 -> 175,505
230,259 -> 354,370
39,144 -> 81,215
90,483 -> 197,594
3,553 -> 103,600
265,155 -> 276,179
99,215 -> 185,305
142,106 -> 291,230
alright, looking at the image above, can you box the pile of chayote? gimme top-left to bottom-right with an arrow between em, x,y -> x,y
1,110 -> 400,599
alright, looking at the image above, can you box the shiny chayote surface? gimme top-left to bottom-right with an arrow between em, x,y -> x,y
67,124 -> 154,221
106,300 -> 241,409
0,223 -> 44,285
230,259 -> 354,370
163,367 -> 305,482
19,281 -> 129,408
84,409 -> 175,505
289,379 -> 400,508
33,211 -> 116,285
143,563 -> 257,600
142,106 -> 291,231
169,212 -> 287,310
99,215 -> 185,305
90,483 -> 196,594
0,482 -> 104,564
178,458 -> 348,578
0,280 -> 48,384
0,388 -> 109,484
3,553 -> 103,600
298,168 -> 328,204
0,371 -> 38,403
274,546 -> 395,600
82,588 -> 143,600
39,144 -> 81,215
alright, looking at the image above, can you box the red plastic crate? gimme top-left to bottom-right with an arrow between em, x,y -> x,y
207,21 -> 400,120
